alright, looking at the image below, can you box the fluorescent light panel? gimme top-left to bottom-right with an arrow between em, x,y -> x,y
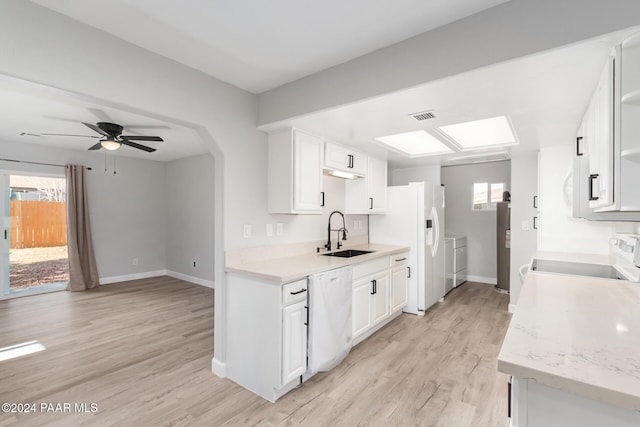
439,116 -> 517,149
375,130 -> 452,157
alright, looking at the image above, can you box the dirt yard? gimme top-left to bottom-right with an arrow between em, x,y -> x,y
9,246 -> 69,289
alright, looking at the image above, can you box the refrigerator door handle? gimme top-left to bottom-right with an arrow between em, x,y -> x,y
431,207 -> 440,257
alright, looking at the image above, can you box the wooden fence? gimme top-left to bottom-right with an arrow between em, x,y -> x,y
10,200 -> 67,249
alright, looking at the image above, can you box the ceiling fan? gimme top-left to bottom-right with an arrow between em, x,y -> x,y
42,122 -> 162,152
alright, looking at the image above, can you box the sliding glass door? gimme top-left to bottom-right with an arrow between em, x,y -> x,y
1,173 -> 68,297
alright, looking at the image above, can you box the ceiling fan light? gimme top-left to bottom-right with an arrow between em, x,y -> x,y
101,139 -> 121,151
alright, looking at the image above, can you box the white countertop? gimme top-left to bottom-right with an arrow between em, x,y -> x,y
225,243 -> 408,283
498,270 -> 640,411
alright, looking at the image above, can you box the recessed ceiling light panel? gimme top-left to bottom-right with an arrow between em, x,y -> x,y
374,130 -> 453,158
438,116 -> 517,150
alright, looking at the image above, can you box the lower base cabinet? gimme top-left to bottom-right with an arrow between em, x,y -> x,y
282,300 -> 307,385
510,377 -> 640,427
352,254 -> 408,342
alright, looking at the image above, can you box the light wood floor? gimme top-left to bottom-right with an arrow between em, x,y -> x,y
0,277 -> 511,426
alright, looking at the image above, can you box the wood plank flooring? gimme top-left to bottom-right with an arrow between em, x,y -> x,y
0,277 -> 510,426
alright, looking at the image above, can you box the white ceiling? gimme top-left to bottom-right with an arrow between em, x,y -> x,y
31,0 -> 510,94
0,75 -> 207,162
259,31 -> 633,168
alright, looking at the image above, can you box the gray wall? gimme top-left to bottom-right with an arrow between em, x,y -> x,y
165,154 -> 215,283
258,0 -> 640,125
509,154 -> 539,307
0,140 -> 167,281
441,161 -> 511,283
389,165 -> 441,186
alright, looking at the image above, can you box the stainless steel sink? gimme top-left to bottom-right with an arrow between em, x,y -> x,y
322,249 -> 373,258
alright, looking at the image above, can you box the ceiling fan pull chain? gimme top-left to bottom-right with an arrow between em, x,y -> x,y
104,151 -> 107,173
113,155 -> 117,175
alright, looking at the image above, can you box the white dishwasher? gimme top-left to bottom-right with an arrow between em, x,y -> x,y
307,266 -> 353,375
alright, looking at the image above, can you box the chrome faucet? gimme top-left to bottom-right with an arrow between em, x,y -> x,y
325,210 -> 348,251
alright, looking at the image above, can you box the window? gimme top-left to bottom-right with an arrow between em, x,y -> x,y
473,182 -> 506,210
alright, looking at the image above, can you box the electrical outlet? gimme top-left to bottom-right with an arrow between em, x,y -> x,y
276,223 -> 283,236
266,223 -> 273,237
132,257 -> 139,266
243,224 -> 252,238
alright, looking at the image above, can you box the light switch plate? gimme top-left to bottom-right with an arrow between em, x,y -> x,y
276,223 -> 283,236
266,223 -> 273,237
521,220 -> 530,231
243,224 -> 251,238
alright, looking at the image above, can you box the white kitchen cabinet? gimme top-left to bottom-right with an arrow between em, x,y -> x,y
351,255 -> 408,343
352,277 -> 373,338
572,32 -> 640,219
390,253 -> 409,313
370,271 -> 389,325
345,156 -> 388,214
587,58 -> 614,209
509,377 -> 640,427
226,275 -> 308,402
268,128 -> 324,214
324,141 -> 367,176
282,300 -> 307,385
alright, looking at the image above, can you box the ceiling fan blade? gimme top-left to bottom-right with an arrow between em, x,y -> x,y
120,139 -> 156,152
41,133 -> 100,138
120,135 -> 163,142
88,142 -> 103,150
82,122 -> 110,137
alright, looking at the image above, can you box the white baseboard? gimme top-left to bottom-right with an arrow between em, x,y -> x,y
99,270 -> 166,285
100,269 -> 214,288
508,303 -> 516,313
466,275 -> 497,285
166,270 -> 214,289
212,357 -> 226,378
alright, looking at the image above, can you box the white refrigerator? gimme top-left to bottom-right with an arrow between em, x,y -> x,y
369,182 -> 445,315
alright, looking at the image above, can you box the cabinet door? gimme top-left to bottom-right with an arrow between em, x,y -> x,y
293,131 -> 324,213
589,59 -> 614,209
352,278 -> 372,338
390,266 -> 408,313
282,301 -> 308,385
368,157 -> 388,214
371,272 -> 390,325
325,142 -> 367,176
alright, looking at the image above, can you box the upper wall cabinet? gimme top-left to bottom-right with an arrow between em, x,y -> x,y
574,32 -> 640,219
345,156 -> 388,214
324,142 -> 367,177
268,129 -> 324,214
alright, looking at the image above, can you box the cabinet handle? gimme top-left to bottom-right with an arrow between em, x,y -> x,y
533,216 -> 538,230
588,174 -> 599,201
508,380 -> 512,418
347,154 -> 354,169
576,136 -> 584,156
371,279 -> 377,295
395,257 -> 407,262
369,197 -> 373,210
533,195 -> 538,209
290,288 -> 307,295
407,266 -> 411,278
321,192 -> 325,207
304,305 -> 309,326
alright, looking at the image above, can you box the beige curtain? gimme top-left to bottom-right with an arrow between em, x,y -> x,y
66,165 -> 99,291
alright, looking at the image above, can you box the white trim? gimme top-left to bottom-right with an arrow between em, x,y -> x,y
99,270 -> 166,285
166,270 -> 214,289
212,357 -> 226,378
508,303 -> 516,313
466,275 -> 497,285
